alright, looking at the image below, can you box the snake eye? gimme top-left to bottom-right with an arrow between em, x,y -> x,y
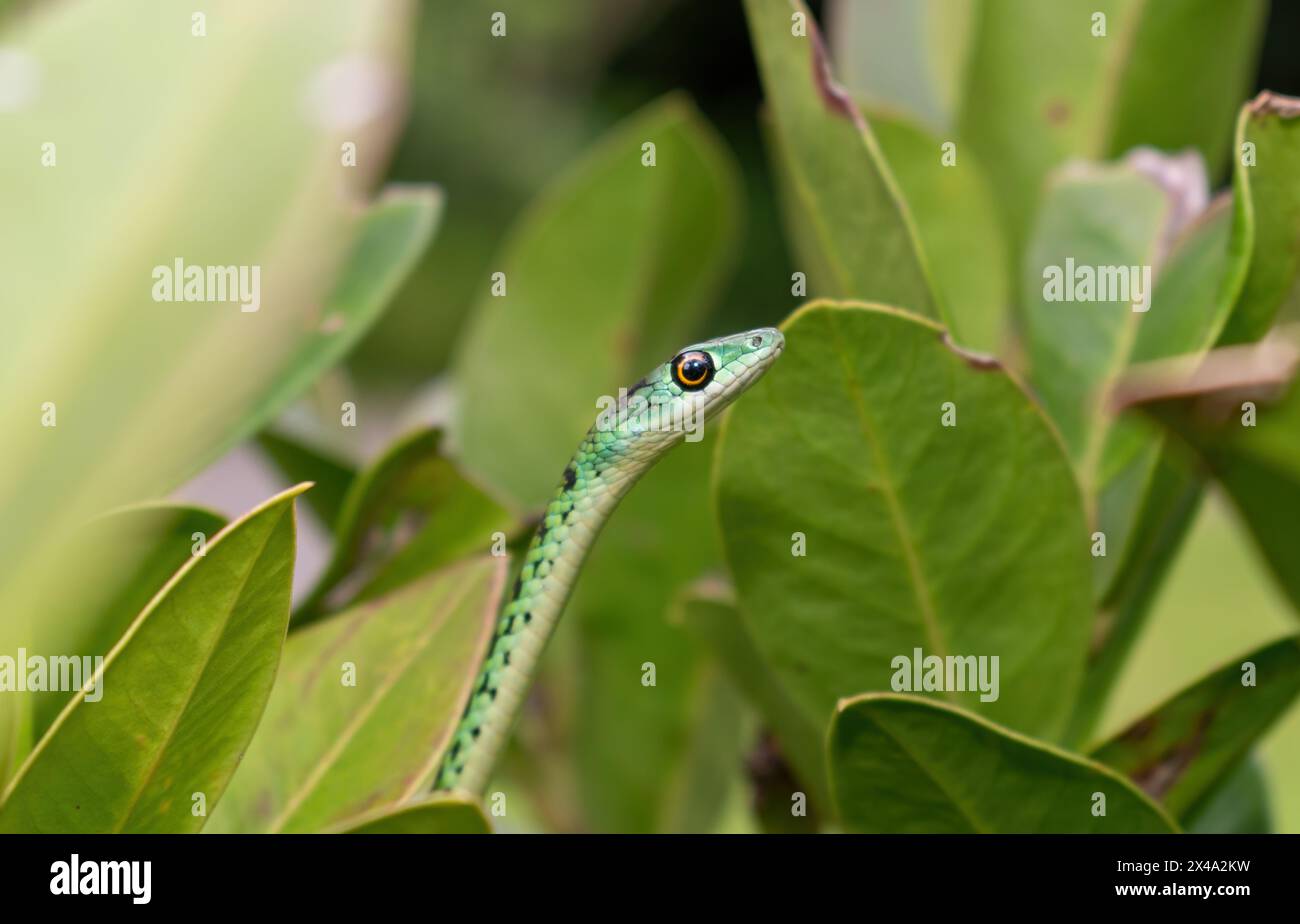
671,351 -> 714,390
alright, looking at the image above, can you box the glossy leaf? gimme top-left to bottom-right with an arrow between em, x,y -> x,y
830,693 -> 1177,833
716,301 -> 1092,741
454,93 -> 739,508
0,485 -> 306,833
207,555 -> 505,833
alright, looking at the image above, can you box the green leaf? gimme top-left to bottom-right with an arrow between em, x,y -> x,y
0,696 -> 28,796
957,0 -> 1265,260
353,1 -> 663,381
31,503 -> 228,739
0,0 -> 419,615
1089,635 -> 1300,819
1056,202 -> 1236,740
1020,160 -> 1233,605
1127,356 -> 1300,614
567,446 -> 732,832
296,428 -> 515,624
1103,0 -> 1267,175
1131,197 -> 1238,365
958,0 -> 1124,258
3,504 -> 228,786
715,301 -> 1092,741
453,93 -> 739,508
1098,491 -> 1300,832
1066,452 -> 1204,744
1186,757 -> 1272,834
223,186 -> 443,456
677,580 -> 832,813
1021,159 -> 1186,467
1218,93 -> 1300,345
256,430 -> 357,531
0,485 -> 306,833
656,628 -> 752,834
830,693 -> 1177,833
331,797 -> 491,834
866,107 -> 1008,352
746,0 -> 939,320
1094,198 -> 1235,481
207,555 -> 505,834
827,0 -> 975,134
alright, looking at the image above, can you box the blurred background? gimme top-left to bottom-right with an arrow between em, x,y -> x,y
2,0 -> 1298,832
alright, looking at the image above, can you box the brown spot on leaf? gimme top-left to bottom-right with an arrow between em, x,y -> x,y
1045,100 -> 1071,125
1128,709 -> 1214,801
1089,607 -> 1117,657
1116,716 -> 1158,745
254,789 -> 274,820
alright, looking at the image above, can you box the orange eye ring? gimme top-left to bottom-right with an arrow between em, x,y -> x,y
671,351 -> 714,390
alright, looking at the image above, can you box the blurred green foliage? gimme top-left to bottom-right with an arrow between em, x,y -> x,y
3,0 -> 1300,835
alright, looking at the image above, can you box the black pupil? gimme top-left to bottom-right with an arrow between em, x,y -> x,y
681,357 -> 708,384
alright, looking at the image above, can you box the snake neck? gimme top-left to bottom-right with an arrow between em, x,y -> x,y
433,425 -> 659,794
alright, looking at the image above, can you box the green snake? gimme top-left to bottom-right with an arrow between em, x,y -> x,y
435,327 -> 784,794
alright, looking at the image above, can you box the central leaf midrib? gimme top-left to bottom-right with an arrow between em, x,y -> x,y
826,311 -> 952,668
867,708 -> 991,833
114,506 -> 287,832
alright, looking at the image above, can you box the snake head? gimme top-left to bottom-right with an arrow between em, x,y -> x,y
602,327 -> 784,447
667,326 -> 785,417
